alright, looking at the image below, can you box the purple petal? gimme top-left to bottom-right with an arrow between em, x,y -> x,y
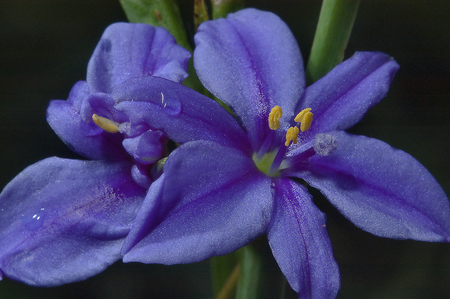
122,129 -> 166,165
293,131 -> 450,241
87,22 -> 190,93
268,179 -> 340,298
194,8 -> 304,150
0,157 -> 145,286
130,164 -> 154,189
47,82 -> 128,161
122,141 -> 273,264
298,52 -> 399,138
81,92 -> 122,123
112,77 -> 250,153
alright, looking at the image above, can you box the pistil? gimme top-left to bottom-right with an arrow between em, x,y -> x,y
281,133 -> 338,170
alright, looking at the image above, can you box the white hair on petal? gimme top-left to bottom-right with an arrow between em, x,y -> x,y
118,122 -> 131,135
314,133 -> 338,156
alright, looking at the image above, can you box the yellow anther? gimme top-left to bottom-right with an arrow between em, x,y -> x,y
300,112 -> 313,132
285,126 -> 299,146
268,105 -> 283,130
92,114 -> 119,133
294,108 -> 311,122
294,108 -> 313,132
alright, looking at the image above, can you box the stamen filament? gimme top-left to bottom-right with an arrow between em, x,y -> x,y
256,130 -> 275,161
281,139 -> 317,170
268,145 -> 287,177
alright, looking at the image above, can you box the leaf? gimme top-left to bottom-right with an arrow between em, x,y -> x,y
119,0 -> 191,51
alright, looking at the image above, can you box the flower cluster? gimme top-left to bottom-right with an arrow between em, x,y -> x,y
1,8 -> 449,299
0,22 -> 190,286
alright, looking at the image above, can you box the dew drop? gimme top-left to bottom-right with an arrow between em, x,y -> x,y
100,39 -> 112,52
160,92 -> 182,116
24,208 -> 46,231
270,182 -> 276,197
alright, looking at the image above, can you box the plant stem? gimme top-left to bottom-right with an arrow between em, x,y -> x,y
216,263 -> 241,299
306,0 -> 360,83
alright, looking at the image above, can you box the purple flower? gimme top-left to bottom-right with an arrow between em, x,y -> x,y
0,22 -> 190,286
118,9 -> 450,298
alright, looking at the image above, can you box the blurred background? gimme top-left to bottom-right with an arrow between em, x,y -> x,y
0,0 -> 449,298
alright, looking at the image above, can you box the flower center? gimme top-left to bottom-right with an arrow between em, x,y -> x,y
92,113 -> 167,188
253,106 -> 316,177
252,151 -> 278,176
267,106 -> 314,146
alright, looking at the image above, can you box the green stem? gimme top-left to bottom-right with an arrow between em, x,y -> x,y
211,0 -> 245,19
119,0 -> 191,51
216,263 -> 241,299
194,0 -> 209,30
235,245 -> 262,299
278,273 -> 288,299
306,0 -> 360,83
210,252 -> 239,297
210,244 -> 262,299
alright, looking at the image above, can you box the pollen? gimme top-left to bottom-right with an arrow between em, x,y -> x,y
294,108 -> 313,132
268,105 -> 283,130
92,114 -> 119,133
285,126 -> 299,146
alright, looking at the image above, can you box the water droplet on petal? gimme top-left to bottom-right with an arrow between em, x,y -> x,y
23,208 -> 46,231
100,39 -> 112,52
160,92 -> 182,116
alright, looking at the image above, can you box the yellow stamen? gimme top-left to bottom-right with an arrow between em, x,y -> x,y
294,108 -> 311,122
285,126 -> 299,146
300,112 -> 313,132
294,108 -> 313,132
92,114 -> 119,133
268,105 -> 283,130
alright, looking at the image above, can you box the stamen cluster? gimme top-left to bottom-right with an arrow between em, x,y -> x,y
268,106 -> 314,146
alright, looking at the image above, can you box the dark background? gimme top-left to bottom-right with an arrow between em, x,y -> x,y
0,0 -> 449,298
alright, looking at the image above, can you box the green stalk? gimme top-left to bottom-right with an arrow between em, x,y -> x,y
210,252 -> 240,297
211,0 -> 245,19
119,0 -> 190,50
194,0 -> 209,30
306,0 -> 360,83
235,244 -> 262,299
216,263 -> 241,299
210,243 -> 262,299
